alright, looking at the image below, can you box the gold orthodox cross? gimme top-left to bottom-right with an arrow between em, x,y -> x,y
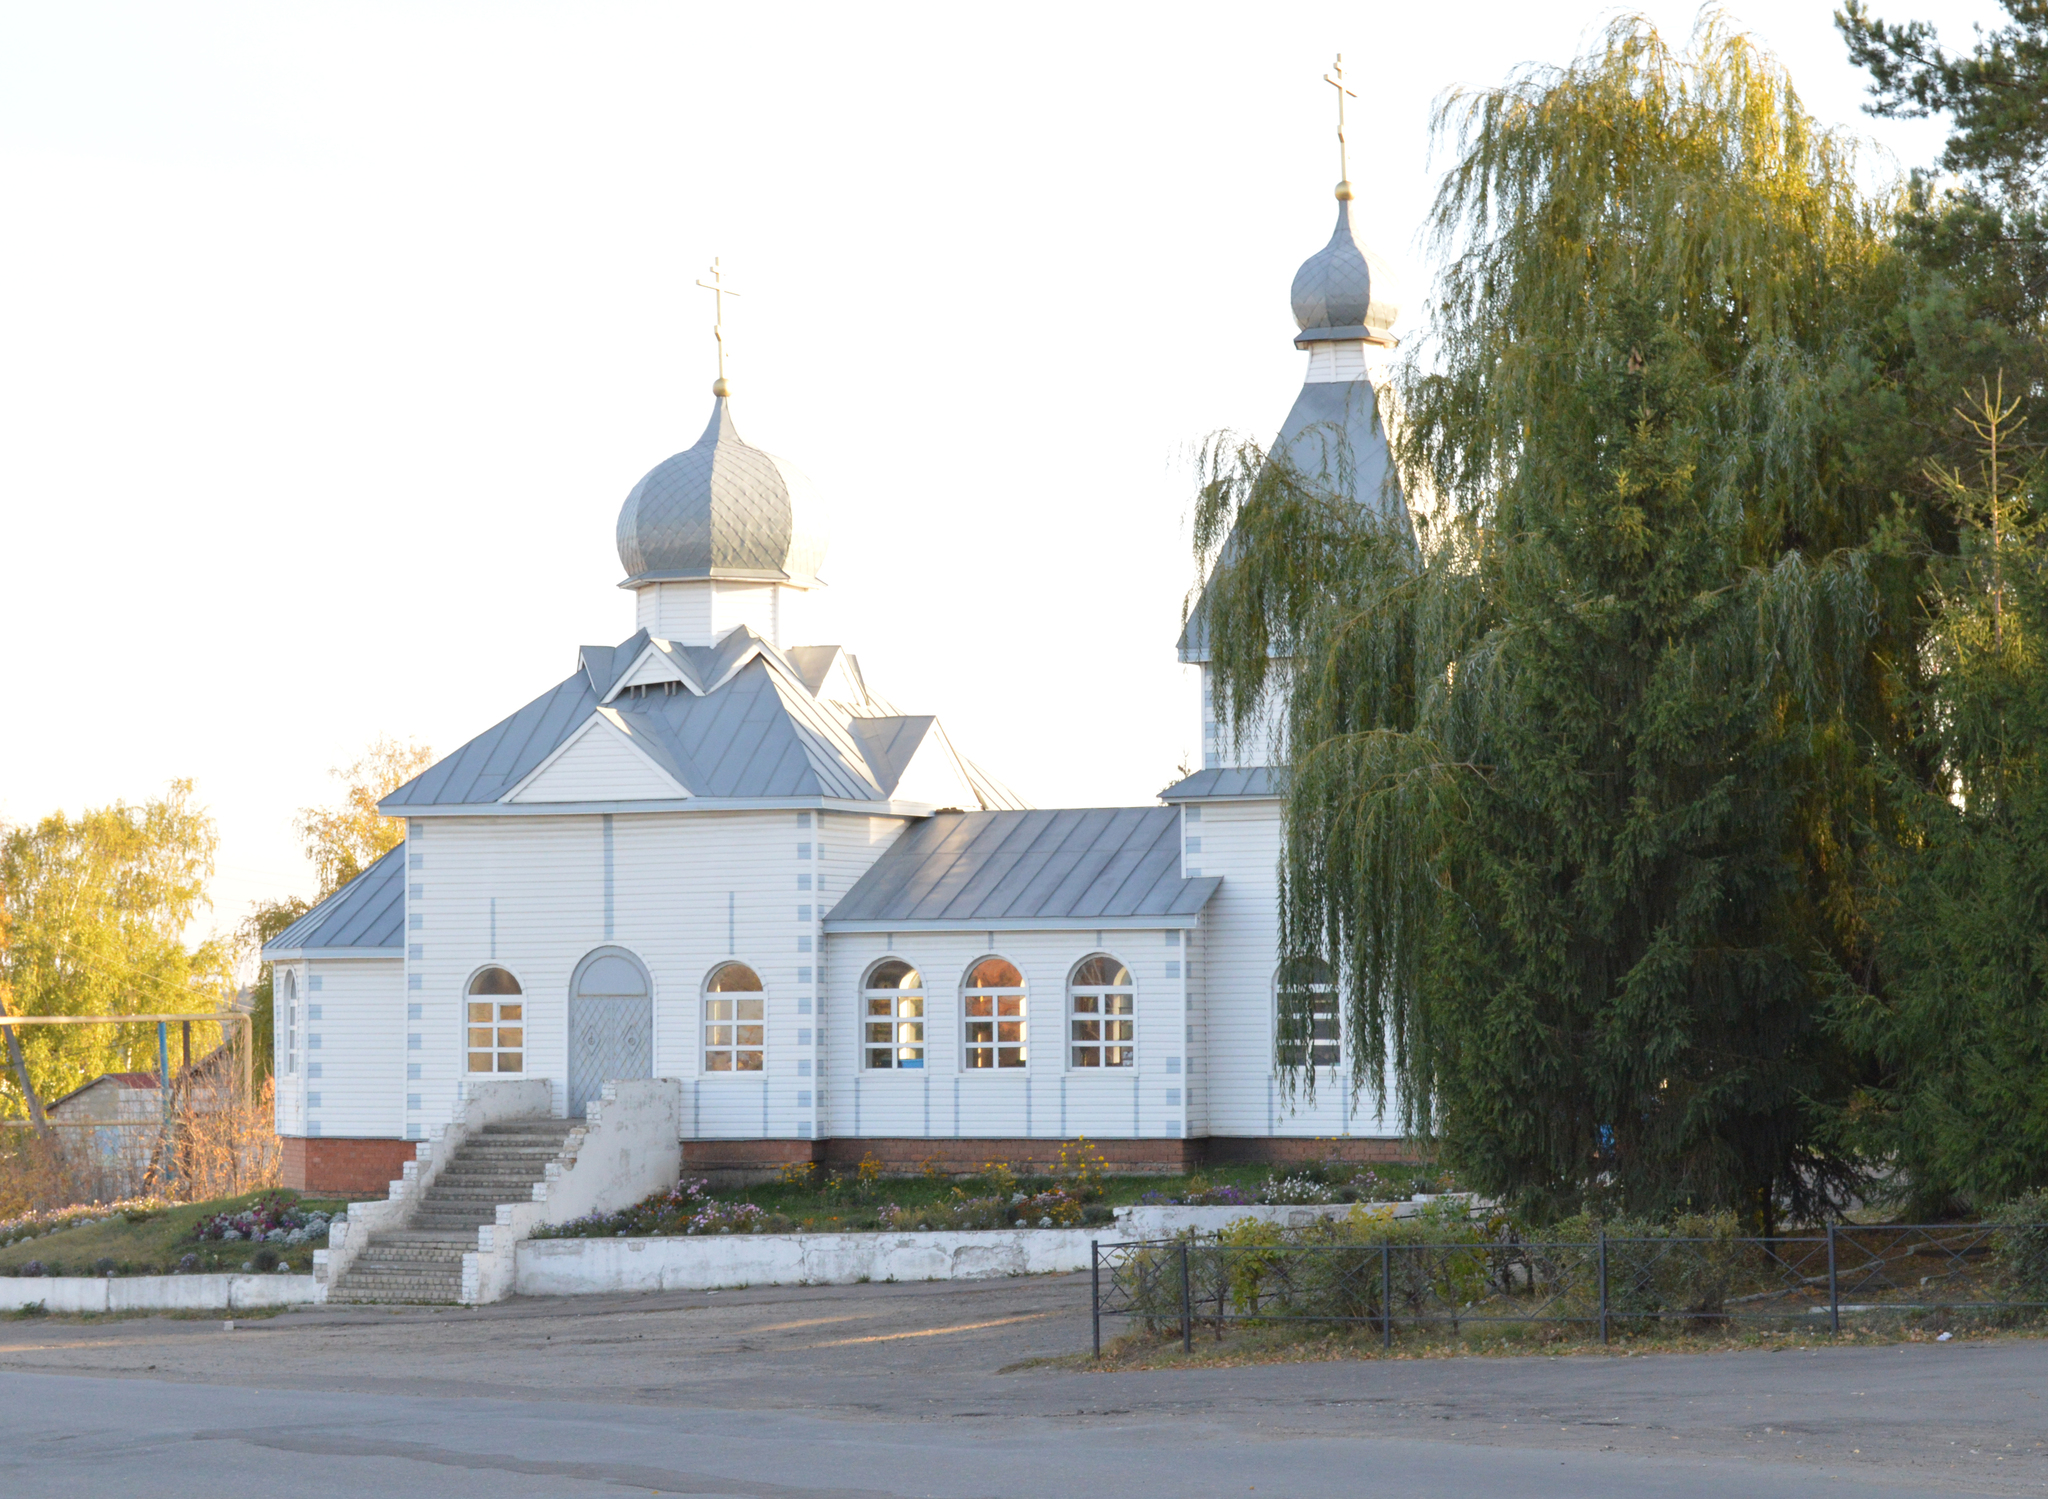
695,257 -> 742,394
1324,54 -> 1357,188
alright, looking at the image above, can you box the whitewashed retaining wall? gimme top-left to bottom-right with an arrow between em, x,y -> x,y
516,1226 -> 1100,1295
0,1273 -> 318,1313
1111,1200 -> 1425,1238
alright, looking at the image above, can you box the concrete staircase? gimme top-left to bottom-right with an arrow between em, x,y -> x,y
328,1118 -> 582,1304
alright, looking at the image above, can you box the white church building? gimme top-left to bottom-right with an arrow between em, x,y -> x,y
265,168 -> 1413,1195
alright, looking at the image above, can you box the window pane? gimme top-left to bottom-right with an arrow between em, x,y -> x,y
866,1022 -> 893,1043
467,1052 -> 493,1073
897,997 -> 924,1019
998,996 -> 1024,1017
705,1051 -> 732,1071
735,1050 -> 764,1071
867,1048 -> 894,1068
468,1003 -> 493,1023
996,1021 -> 1023,1043
498,1052 -> 522,1072
998,1046 -> 1025,1067
1104,1046 -> 1132,1067
1072,1019 -> 1101,1042
707,963 -> 763,992
706,1025 -> 732,1046
966,1021 -> 994,1043
868,997 -> 892,1017
1105,1019 -> 1133,1041
1072,1047 -> 1100,1067
1105,995 -> 1133,1014
969,958 -> 1023,988
499,1004 -> 522,1021
736,999 -> 764,1021
736,1025 -> 764,1046
965,996 -> 993,1017
705,999 -> 733,1021
468,1026 -> 494,1048
867,959 -> 921,990
1072,994 -> 1100,1014
898,1053 -> 924,1068
469,966 -> 522,996
497,1026 -> 523,1048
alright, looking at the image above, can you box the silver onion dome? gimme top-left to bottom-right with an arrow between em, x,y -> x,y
1289,196 -> 1401,341
616,396 -> 827,587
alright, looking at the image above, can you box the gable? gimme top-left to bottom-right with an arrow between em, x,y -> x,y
887,721 -> 980,809
606,641 -> 694,699
504,714 -> 690,803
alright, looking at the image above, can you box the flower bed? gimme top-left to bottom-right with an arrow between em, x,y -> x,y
195,1190 -> 336,1248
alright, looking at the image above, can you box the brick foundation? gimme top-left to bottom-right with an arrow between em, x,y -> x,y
281,1135 -> 418,1195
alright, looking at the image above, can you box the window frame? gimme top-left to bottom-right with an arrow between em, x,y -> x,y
1273,958 -> 1341,1073
861,957 -> 926,1071
702,961 -> 766,1075
961,955 -> 1029,1071
464,964 -> 528,1077
282,969 -> 298,1077
1066,952 -> 1135,1071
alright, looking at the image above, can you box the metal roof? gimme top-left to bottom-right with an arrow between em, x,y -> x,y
1157,766 -> 1281,801
616,395 -> 826,588
381,626 -> 1019,812
1291,196 -> 1401,337
264,844 -> 406,955
825,808 -> 1220,931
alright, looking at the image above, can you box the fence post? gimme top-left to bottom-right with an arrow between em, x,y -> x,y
1179,1241 -> 1194,1354
1381,1242 -> 1393,1350
1827,1222 -> 1840,1336
1091,1240 -> 1101,1359
1597,1230 -> 1609,1346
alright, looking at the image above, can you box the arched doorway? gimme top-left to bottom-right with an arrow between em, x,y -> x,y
567,947 -> 653,1117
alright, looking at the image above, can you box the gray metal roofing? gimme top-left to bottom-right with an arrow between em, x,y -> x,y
382,626 -> 1018,810
1290,196 -> 1401,336
1179,377 -> 1408,662
1158,766 -> 1280,800
616,395 -> 825,587
264,844 -> 405,954
825,808 -> 1220,929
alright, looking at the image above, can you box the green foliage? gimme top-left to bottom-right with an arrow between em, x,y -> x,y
0,781 -> 234,1120
1198,15 -> 1915,1223
1990,1190 -> 2048,1299
1833,384 -> 2048,1211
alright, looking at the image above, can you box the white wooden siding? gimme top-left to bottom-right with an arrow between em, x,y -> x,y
299,958 -> 405,1139
819,930 -> 1190,1141
507,718 -> 687,802
1185,798 -> 1398,1139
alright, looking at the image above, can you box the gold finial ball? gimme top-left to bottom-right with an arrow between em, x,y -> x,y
1335,179 -> 1355,201
712,377 -> 731,398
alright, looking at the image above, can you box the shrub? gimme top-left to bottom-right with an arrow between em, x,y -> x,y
1991,1191 -> 2048,1300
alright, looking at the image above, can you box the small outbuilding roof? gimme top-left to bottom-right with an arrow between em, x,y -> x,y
825,808 -> 1220,932
264,844 -> 406,957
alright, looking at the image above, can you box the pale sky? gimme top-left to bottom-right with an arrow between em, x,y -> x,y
0,0 -> 2007,945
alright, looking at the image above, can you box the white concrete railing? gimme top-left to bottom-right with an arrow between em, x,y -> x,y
465,1078 -> 681,1303
315,1078 -> 553,1301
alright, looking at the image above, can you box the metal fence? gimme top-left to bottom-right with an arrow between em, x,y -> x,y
1088,1222 -> 2046,1355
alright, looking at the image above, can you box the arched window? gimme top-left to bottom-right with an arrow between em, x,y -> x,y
863,959 -> 924,1069
1276,958 -> 1339,1069
1068,954 -> 1133,1068
963,957 -> 1026,1069
282,970 -> 298,1077
704,962 -> 764,1072
467,966 -> 524,1074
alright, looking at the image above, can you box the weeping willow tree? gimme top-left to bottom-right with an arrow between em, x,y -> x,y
1196,14 -> 1926,1223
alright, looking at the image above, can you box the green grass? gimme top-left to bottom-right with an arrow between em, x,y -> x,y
0,1191 -> 348,1278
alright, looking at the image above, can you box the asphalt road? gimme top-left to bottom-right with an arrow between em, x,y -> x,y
1,1271 -> 2043,1496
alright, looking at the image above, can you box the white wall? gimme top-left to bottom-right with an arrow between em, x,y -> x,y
1200,664 -> 1288,771
300,957 -> 406,1140
401,805 -> 905,1142
632,578 -> 816,649
818,927 -> 1190,1142
1181,796 -> 1397,1141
